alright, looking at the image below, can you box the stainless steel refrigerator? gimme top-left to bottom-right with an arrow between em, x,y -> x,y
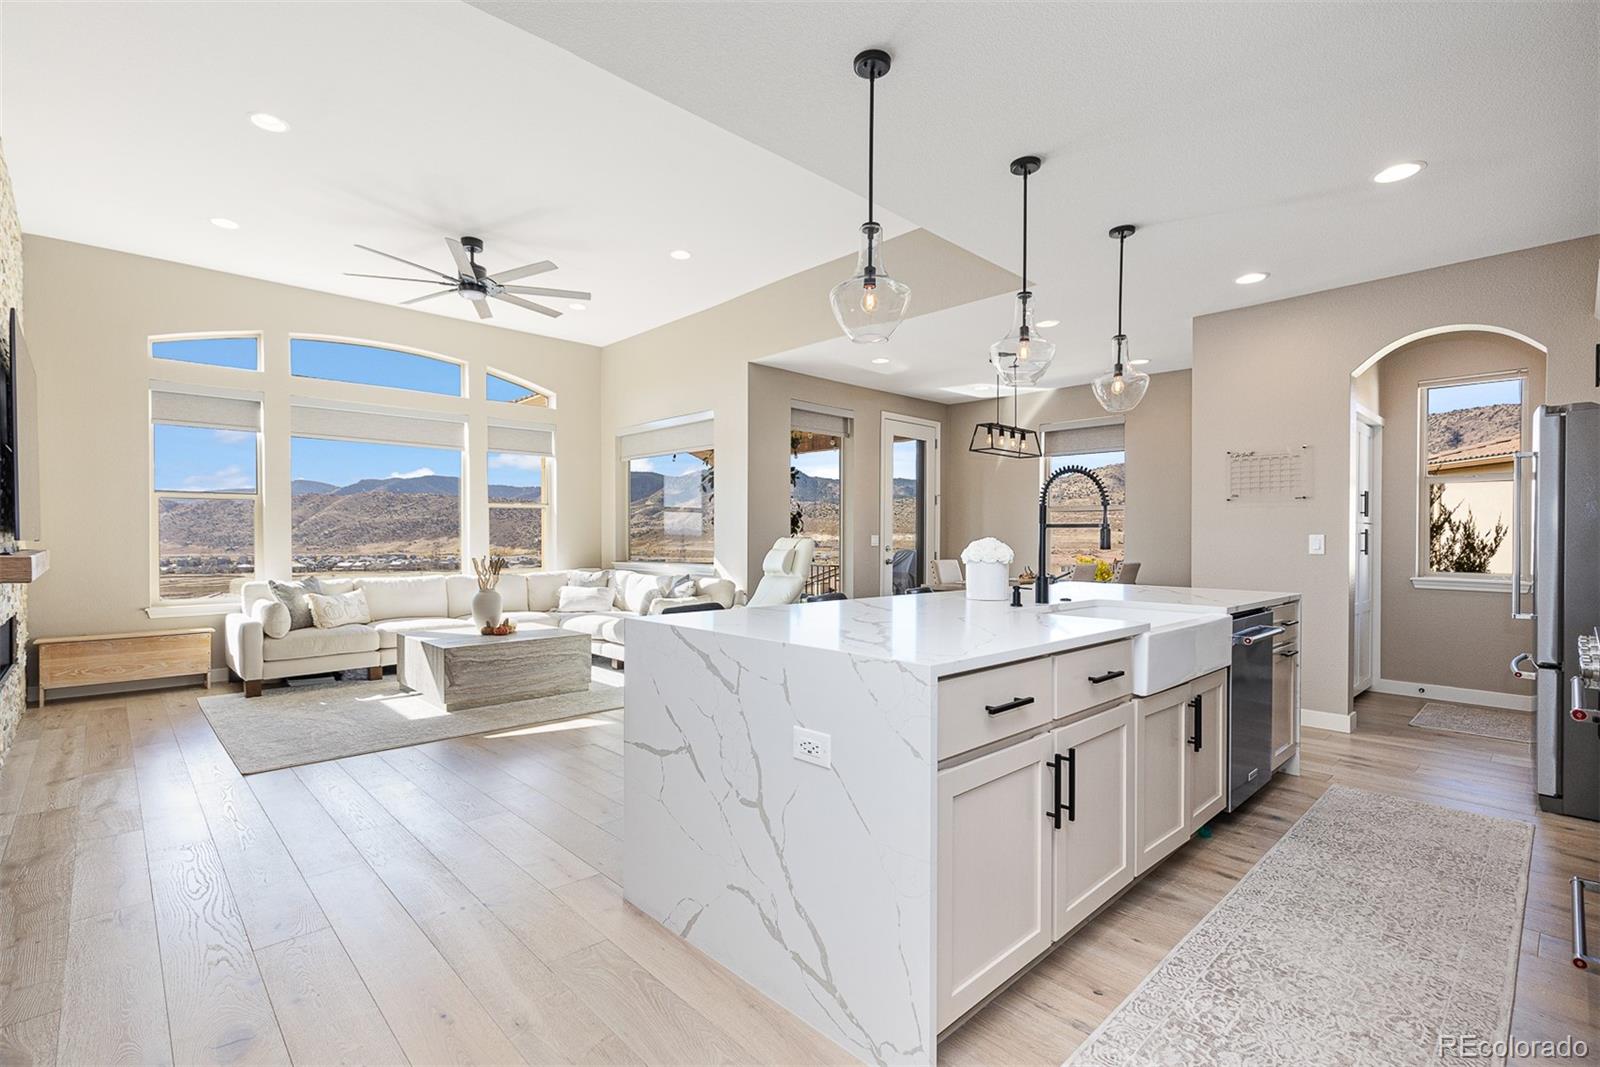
1512,402 -> 1600,821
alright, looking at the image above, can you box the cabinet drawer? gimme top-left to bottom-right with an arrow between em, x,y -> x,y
938,657 -> 1054,760
1054,640 -> 1134,716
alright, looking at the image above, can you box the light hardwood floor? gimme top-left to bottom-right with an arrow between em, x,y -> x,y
0,685 -> 1594,1066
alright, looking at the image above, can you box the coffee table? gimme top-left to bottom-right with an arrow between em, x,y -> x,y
397,627 -> 591,712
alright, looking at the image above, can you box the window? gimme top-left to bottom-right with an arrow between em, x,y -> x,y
489,451 -> 551,569
487,371 -> 552,408
291,338 -> 461,397
152,393 -> 260,602
1042,422 -> 1126,576
1421,374 -> 1525,577
152,335 -> 259,371
627,450 -> 714,564
290,437 -> 461,575
791,408 -> 848,596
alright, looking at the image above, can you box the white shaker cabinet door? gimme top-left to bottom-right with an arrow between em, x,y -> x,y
936,732 -> 1054,1028
1051,701 -> 1137,940
1135,684 -> 1191,874
1185,669 -> 1229,833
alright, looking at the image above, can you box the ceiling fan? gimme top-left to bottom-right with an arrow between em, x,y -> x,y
346,235 -> 591,320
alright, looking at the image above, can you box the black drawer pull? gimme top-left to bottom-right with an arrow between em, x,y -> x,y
1046,749 -> 1076,827
985,696 -> 1035,715
1188,694 -> 1203,752
1087,669 -> 1126,685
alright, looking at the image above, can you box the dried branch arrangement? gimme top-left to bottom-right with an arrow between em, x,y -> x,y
472,554 -> 507,591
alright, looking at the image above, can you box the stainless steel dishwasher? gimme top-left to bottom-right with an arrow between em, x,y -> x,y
1229,609 -> 1283,810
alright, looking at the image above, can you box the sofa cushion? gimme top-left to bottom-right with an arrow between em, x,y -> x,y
371,617 -> 470,650
524,572 -> 570,611
558,586 -> 616,613
568,569 -> 612,589
251,598 -> 291,639
557,612 -> 627,645
613,570 -> 668,615
504,610 -> 559,628
269,577 -> 324,630
696,577 -> 738,609
308,588 -> 372,628
356,575 -> 449,621
446,574 -> 530,616
261,623 -> 379,662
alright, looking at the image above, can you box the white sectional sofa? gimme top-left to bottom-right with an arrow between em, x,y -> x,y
224,569 -> 737,695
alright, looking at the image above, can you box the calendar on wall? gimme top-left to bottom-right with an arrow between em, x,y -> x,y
1226,446 -> 1311,502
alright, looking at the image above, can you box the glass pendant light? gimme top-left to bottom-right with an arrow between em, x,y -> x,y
991,156 -> 1056,386
1092,224 -> 1151,413
830,49 -> 910,343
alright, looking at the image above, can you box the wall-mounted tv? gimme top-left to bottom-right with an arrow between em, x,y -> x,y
0,309 -> 39,552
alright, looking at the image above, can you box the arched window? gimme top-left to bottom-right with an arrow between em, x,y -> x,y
486,370 -> 554,408
291,338 -> 462,397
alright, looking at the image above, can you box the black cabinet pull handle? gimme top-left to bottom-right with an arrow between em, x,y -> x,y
1047,753 -> 1063,828
1359,529 -> 1370,556
1188,693 -> 1203,752
1360,490 -> 1370,517
1065,748 -> 1076,822
1087,669 -> 1126,685
1046,750 -> 1077,826
985,696 -> 1035,715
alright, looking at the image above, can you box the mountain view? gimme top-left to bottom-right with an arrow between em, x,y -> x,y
627,466 -> 715,563
1426,402 -> 1521,466
1044,457 -> 1128,573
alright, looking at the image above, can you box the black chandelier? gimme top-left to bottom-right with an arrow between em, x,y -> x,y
969,373 -> 1041,459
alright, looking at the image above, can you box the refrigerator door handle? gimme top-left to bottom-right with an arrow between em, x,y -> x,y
1511,451 -> 1534,620
1511,652 -> 1537,680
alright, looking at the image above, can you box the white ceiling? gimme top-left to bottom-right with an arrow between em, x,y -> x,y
479,1 -> 1599,392
0,1 -> 911,347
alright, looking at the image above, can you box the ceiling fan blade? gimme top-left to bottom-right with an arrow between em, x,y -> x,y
344,272 -> 453,284
493,292 -> 561,318
489,260 -> 557,283
445,237 -> 475,279
400,288 -> 457,306
354,243 -> 455,281
502,285 -> 592,301
473,299 -> 493,320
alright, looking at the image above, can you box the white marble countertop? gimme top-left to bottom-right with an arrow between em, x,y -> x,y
636,584 -> 1299,678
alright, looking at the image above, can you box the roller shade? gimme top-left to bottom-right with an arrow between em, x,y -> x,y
487,422 -> 555,456
290,403 -> 463,449
1043,421 -> 1124,458
617,415 -> 714,459
150,389 -> 260,432
791,406 -> 852,438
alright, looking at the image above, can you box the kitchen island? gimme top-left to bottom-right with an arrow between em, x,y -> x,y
623,585 -> 1298,1065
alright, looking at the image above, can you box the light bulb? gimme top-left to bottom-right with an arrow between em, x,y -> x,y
1110,375 -> 1125,396
861,286 -> 878,313
1017,338 -> 1030,361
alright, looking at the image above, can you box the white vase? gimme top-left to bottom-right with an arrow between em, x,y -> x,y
965,561 -> 1010,601
472,588 -> 503,629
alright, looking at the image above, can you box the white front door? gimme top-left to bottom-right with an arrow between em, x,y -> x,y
881,415 -> 939,596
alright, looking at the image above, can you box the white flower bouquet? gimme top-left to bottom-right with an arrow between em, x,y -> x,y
960,538 -> 1014,600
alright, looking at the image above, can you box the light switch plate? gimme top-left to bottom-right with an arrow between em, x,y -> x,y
793,726 -> 831,768
870,534 -> 880,547
1308,533 -> 1326,555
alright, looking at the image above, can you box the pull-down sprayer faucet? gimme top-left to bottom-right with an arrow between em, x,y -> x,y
1036,465 -> 1113,604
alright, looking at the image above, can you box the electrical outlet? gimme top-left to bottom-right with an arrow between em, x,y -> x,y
1308,533 -> 1326,556
793,726 -> 831,768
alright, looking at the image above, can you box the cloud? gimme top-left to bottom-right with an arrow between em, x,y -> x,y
489,453 -> 542,471
210,429 -> 254,445
181,465 -> 253,491
387,467 -> 436,479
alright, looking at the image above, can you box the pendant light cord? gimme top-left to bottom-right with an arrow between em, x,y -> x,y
866,72 -> 876,226
1020,167 -> 1028,293
1116,231 -> 1125,337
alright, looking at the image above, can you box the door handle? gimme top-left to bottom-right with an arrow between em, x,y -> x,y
1511,451 -> 1534,621
985,696 -> 1035,715
1510,652 -> 1536,681
1087,669 -> 1126,685
1045,750 -> 1076,828
1359,529 -> 1369,556
1188,694 -> 1203,752
1359,490 -> 1370,517
1572,876 -> 1599,970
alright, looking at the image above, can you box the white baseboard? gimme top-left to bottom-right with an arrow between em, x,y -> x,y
1301,706 -> 1356,733
1372,677 -> 1532,713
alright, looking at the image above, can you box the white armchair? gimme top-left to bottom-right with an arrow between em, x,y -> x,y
746,537 -> 816,607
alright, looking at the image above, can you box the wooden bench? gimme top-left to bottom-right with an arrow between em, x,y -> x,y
35,627 -> 212,706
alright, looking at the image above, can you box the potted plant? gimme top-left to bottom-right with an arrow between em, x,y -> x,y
471,555 -> 507,630
960,538 -> 1014,601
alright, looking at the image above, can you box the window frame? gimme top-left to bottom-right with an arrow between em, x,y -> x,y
149,412 -> 263,607
789,412 -> 849,598
621,448 -> 716,571
486,368 -> 556,409
1414,369 -> 1529,588
487,450 -> 554,571
288,333 -> 466,399
149,331 -> 263,372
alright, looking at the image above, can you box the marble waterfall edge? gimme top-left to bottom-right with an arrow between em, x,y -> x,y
624,620 -> 936,1065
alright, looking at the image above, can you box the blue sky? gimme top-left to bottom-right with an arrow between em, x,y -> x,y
1427,378 -> 1521,415
153,336 -> 259,370
154,425 -> 257,492
892,439 -> 923,480
292,438 -> 460,487
792,449 -> 840,480
630,452 -> 710,477
292,339 -> 461,396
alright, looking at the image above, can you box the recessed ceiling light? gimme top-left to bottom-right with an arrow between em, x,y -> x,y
1036,319 -> 1060,328
1130,359 -> 1150,366
871,357 -> 890,365
210,217 -> 240,230
1373,161 -> 1425,184
249,112 -> 290,133
669,249 -> 692,261
568,302 -> 587,311
1234,271 -> 1269,285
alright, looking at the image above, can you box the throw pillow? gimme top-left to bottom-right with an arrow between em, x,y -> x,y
307,588 -> 371,628
251,598 -> 291,640
557,585 -> 616,613
666,574 -> 698,597
268,578 -> 323,631
568,570 -> 612,589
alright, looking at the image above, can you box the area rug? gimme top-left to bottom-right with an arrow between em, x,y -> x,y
199,675 -> 624,774
1066,786 -> 1533,1067
1409,702 -> 1533,744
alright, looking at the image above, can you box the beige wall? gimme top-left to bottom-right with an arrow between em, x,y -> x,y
598,229 -> 1014,590
1193,236 -> 1600,721
747,364 -> 949,599
942,371 -> 1193,588
20,236 -> 604,667
1370,331 -> 1543,696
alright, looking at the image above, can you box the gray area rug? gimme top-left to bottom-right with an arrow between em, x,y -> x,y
1410,701 -> 1533,744
1067,785 -> 1533,1067
200,673 -> 624,774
